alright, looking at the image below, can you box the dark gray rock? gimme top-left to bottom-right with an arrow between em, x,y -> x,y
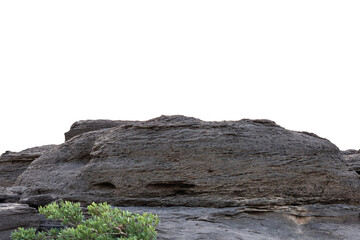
64,119 -> 137,141
0,203 -> 40,240
16,115 -> 360,207
343,151 -> 360,175
0,186 -> 26,203
20,194 -> 58,208
38,215 -> 63,233
0,145 -> 56,187
342,149 -> 359,155
118,204 -> 360,240
14,203 -> 360,240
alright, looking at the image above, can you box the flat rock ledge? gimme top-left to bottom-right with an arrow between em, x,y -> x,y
120,204 -> 360,240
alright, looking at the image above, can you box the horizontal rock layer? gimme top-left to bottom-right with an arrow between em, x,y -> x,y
16,115 -> 360,207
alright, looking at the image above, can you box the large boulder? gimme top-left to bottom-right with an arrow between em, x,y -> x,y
0,145 -> 56,187
0,203 -> 40,240
16,115 -> 360,207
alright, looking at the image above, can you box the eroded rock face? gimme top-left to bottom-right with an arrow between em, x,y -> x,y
64,119 -> 137,141
0,203 -> 40,240
16,115 -> 360,207
0,145 -> 56,187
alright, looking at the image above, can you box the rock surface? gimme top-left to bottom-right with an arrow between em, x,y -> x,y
0,186 -> 26,203
120,204 -> 360,240
343,150 -> 360,175
0,145 -> 56,187
342,149 -> 359,155
0,203 -> 40,240
30,204 -> 360,240
64,119 -> 137,141
16,115 -> 360,207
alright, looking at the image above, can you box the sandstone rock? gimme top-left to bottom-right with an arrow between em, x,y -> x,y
16,115 -> 360,207
64,119 -> 137,141
119,204 -> 360,240
0,145 -> 56,187
0,203 -> 40,240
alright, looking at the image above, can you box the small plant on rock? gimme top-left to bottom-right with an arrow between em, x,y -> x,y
11,201 -> 159,240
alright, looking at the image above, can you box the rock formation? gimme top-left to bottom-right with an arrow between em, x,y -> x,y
0,203 -> 40,239
1,115 -> 360,239
16,115 -> 360,207
0,145 -> 56,187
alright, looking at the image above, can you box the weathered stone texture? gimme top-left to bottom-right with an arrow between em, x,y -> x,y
16,115 -> 360,207
0,145 -> 56,187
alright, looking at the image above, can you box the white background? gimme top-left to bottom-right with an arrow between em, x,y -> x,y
0,1 -> 359,154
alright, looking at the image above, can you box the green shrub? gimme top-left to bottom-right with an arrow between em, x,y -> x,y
11,201 -> 159,240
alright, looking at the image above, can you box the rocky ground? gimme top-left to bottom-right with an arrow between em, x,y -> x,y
119,204 -> 360,240
1,115 -> 359,239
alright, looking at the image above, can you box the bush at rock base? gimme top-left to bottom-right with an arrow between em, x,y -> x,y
11,201 -> 159,240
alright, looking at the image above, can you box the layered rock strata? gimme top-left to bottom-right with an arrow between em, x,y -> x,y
16,115 -> 360,207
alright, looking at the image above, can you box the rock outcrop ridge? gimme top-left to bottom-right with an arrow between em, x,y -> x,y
15,115 -> 360,208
